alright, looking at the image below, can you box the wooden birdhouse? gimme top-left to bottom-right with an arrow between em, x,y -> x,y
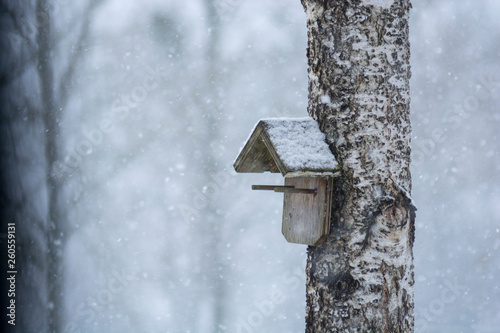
233,117 -> 339,246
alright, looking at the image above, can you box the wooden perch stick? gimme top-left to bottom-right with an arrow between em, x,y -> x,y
252,185 -> 316,194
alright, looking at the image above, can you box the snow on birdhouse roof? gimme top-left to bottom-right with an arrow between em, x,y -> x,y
233,117 -> 338,176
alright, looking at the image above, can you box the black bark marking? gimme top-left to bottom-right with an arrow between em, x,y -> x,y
328,271 -> 359,300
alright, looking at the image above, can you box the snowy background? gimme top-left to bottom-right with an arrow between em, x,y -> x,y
1,0 -> 499,332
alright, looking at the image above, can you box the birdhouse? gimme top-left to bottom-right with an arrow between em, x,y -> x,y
233,117 -> 339,246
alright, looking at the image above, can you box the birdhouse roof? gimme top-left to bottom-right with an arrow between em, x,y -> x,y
233,117 -> 338,176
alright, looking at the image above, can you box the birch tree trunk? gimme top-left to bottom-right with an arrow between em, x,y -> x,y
36,1 -> 103,331
200,1 -> 228,331
300,0 -> 415,331
36,3 -> 64,332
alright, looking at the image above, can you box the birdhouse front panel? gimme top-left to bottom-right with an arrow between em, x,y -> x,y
282,175 -> 333,246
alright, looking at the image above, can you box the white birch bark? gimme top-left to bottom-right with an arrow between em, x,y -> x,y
300,0 -> 415,331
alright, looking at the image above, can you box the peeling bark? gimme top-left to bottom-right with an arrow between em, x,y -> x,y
301,0 -> 415,331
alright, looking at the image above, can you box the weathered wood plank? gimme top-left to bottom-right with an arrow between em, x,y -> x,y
260,128 -> 290,175
233,122 -> 280,173
282,176 -> 333,246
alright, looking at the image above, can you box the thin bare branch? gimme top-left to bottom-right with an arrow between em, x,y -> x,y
57,0 -> 105,108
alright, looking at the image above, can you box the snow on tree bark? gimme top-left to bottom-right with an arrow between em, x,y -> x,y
300,0 -> 415,332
